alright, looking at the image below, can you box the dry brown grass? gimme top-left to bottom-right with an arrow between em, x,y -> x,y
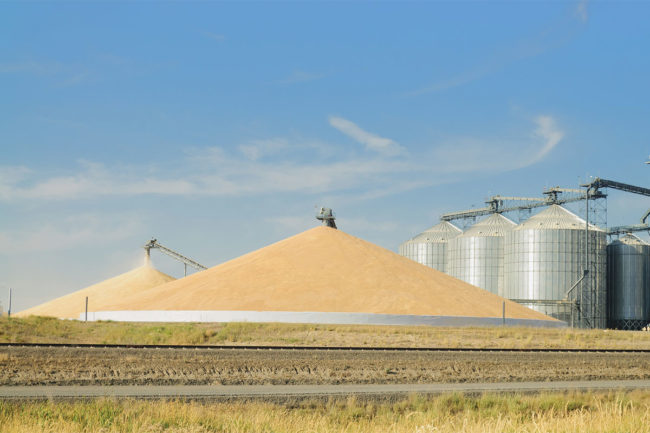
2,316 -> 650,349
1,392 -> 649,432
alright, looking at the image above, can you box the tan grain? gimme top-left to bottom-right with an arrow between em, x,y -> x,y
104,227 -> 555,321
16,265 -> 175,319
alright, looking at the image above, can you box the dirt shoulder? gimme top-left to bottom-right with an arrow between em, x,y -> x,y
2,347 -> 649,386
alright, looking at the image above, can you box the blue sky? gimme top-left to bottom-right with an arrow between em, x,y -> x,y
2,1 -> 650,312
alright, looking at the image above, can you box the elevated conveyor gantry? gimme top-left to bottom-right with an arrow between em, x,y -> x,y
144,239 -> 208,276
581,178 -> 650,236
440,187 -> 606,223
316,207 -> 337,229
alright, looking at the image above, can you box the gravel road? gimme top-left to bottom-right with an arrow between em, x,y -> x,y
2,380 -> 650,400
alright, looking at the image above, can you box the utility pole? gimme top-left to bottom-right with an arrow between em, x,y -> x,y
7,288 -> 12,318
584,189 -> 589,328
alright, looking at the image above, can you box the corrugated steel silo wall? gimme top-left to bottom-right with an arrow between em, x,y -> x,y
503,229 -> 606,328
607,240 -> 650,330
399,241 -> 448,272
449,236 -> 505,296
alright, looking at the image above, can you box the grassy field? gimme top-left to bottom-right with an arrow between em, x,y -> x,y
3,318 -> 649,432
2,316 -> 650,349
1,392 -> 649,432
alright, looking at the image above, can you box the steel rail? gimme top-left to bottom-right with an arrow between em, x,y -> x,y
1,342 -> 648,353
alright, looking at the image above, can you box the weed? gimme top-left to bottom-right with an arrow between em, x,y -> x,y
1,392 -> 649,433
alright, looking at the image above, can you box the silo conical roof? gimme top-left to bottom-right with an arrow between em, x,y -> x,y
16,265 -> 176,319
515,204 -> 603,231
458,213 -> 516,237
408,221 -> 462,243
610,233 -> 649,246
97,226 -> 557,322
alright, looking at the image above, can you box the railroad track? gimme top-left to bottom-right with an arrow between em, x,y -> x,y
1,342 -> 649,353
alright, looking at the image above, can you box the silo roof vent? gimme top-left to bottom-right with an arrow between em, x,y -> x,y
516,204 -> 602,231
459,213 -> 516,238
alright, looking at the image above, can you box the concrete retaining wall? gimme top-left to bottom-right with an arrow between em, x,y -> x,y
81,310 -> 566,328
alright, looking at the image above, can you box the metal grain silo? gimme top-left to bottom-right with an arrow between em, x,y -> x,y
448,213 -> 516,295
607,234 -> 650,330
398,222 -> 462,273
503,205 -> 607,328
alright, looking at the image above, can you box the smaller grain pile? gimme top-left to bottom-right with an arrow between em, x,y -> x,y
16,265 -> 175,319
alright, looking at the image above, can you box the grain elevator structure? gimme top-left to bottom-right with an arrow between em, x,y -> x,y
607,234 -> 650,330
398,221 -> 462,273
447,214 -> 515,296
400,178 -> 650,329
503,205 -> 607,328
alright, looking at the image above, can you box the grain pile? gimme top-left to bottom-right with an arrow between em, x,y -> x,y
104,227 -> 555,322
17,265 -> 175,319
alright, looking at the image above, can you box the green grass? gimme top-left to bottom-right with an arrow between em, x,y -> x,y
0,392 -> 648,432
2,315 -> 650,349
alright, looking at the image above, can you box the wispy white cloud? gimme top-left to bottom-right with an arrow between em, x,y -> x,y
196,156 -> 412,196
0,55 -> 125,86
0,166 -> 30,179
575,0 -> 589,23
0,161 -> 194,201
0,213 -> 142,253
329,116 -> 405,156
409,4 -> 588,96
426,115 -> 563,174
0,155 -> 409,201
59,71 -> 90,87
0,166 -> 33,203
238,138 -> 290,160
0,115 -> 562,202
531,115 -> 564,162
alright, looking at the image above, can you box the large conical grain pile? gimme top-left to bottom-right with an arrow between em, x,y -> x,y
17,265 -> 176,319
98,227 -> 558,323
